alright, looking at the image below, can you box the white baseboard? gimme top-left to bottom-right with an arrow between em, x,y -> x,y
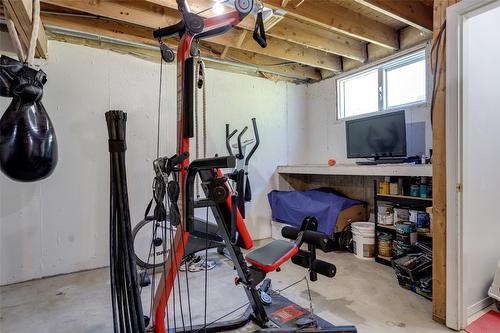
467,296 -> 494,318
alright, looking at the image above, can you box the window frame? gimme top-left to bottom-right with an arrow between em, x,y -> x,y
335,47 -> 429,121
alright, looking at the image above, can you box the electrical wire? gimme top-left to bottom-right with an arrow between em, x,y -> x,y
430,21 -> 447,127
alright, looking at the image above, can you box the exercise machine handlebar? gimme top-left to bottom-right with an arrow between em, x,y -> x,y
153,20 -> 186,39
226,125 -> 238,156
237,126 -> 248,159
245,118 -> 260,166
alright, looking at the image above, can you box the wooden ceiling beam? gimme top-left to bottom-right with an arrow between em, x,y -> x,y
3,0 -> 48,58
206,27 -> 341,71
352,0 -> 433,33
41,0 -> 341,72
268,18 -> 367,62
146,0 -> 365,61
41,13 -> 321,81
264,0 -> 399,50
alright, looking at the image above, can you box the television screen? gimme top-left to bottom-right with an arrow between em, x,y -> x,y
346,111 -> 407,159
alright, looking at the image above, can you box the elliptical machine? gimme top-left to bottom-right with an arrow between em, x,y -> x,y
225,118 -> 260,218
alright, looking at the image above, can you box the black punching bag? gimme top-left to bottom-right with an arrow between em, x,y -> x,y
0,55 -> 57,181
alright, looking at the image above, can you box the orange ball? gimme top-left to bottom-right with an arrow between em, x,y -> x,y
328,159 -> 336,166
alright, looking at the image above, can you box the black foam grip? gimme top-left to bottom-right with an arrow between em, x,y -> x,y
281,227 -> 330,251
312,259 -> 336,278
291,250 -> 309,269
153,21 -> 185,39
281,226 -> 300,240
170,151 -> 189,167
302,230 -> 329,251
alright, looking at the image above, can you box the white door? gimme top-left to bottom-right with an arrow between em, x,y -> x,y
447,0 -> 500,329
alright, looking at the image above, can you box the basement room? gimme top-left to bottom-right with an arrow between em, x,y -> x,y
1,0 -> 500,332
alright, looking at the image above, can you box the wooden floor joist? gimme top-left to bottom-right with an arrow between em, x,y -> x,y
41,13 -> 322,81
41,0 -> 340,72
264,0 -> 399,50
146,0 -> 367,62
352,0 -> 433,33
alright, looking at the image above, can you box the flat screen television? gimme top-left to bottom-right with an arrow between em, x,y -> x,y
345,110 -> 407,159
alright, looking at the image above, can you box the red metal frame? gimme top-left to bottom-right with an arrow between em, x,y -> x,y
153,10 -> 248,333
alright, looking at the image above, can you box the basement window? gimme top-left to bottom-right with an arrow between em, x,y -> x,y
336,50 -> 427,120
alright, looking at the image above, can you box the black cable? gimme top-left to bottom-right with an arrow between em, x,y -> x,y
193,302 -> 250,333
203,207 -> 209,332
106,111 -> 146,333
109,155 -> 119,333
169,226 -> 177,331
157,57 -> 163,159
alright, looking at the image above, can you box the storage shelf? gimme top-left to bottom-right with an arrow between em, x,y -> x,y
377,224 -> 433,239
375,193 -> 433,207
277,163 -> 432,177
376,194 -> 432,202
375,255 -> 392,266
377,224 -> 396,230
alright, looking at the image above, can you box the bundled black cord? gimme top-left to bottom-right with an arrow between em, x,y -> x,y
106,110 -> 146,333
338,223 -> 353,253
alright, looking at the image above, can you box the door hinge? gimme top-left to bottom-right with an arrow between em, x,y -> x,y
456,183 -> 462,192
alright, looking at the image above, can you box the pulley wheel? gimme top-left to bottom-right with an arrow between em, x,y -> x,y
235,0 -> 253,15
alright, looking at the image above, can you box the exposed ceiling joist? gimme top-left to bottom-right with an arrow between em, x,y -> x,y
41,13 -> 322,81
264,0 -> 399,50
3,0 -> 48,58
352,0 -> 433,33
207,27 -> 341,71
41,0 -> 341,72
147,0 -> 367,61
267,18 -> 367,62
145,0 -> 353,65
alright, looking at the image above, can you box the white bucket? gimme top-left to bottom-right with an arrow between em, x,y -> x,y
351,222 -> 375,260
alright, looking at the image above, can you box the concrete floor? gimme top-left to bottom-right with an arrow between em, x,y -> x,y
0,250 -> 455,333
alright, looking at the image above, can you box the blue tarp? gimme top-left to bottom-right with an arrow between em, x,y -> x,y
268,188 -> 361,235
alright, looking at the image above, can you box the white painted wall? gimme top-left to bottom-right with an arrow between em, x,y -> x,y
461,3 -> 500,317
0,36 -> 298,285
288,77 -> 432,165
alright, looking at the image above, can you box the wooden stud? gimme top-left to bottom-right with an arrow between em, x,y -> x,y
432,0 -> 459,325
220,46 -> 230,60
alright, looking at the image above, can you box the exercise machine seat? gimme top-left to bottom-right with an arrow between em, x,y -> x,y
246,240 -> 299,273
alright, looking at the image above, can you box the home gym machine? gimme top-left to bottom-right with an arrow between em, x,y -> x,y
107,0 -> 357,332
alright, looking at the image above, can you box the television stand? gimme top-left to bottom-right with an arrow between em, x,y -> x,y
356,158 -> 407,165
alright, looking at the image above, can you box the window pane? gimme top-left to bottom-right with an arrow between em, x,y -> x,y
386,59 -> 426,107
341,70 -> 379,118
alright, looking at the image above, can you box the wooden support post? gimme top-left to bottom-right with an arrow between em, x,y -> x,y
432,0 -> 459,325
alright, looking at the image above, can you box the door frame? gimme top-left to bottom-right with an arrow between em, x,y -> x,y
446,0 -> 500,329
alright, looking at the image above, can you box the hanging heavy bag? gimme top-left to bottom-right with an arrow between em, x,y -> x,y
0,55 -> 58,181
